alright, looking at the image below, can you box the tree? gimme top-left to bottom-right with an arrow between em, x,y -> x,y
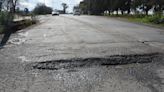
33,3 -> 52,15
61,3 -> 68,14
79,1 -> 87,14
1,0 -> 19,13
119,0 -> 131,15
131,0 -> 142,14
79,0 -> 164,15
140,0 -> 154,15
11,0 -> 18,13
154,0 -> 164,15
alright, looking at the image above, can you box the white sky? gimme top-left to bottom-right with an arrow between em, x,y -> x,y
19,0 -> 82,12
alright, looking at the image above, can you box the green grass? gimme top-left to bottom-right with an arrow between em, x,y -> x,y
108,14 -> 164,27
129,16 -> 164,27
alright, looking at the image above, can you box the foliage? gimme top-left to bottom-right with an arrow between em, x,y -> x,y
109,14 -> 164,25
0,12 -> 14,33
61,3 -> 68,14
0,0 -> 19,33
1,0 -> 19,13
79,0 -> 164,15
0,0 -> 37,34
145,15 -> 164,24
33,3 -> 53,15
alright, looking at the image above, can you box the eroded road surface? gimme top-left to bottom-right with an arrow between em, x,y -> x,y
0,15 -> 164,92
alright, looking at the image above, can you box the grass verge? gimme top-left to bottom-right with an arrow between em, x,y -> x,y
108,14 -> 164,27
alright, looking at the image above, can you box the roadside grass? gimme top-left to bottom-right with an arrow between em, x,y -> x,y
108,14 -> 164,27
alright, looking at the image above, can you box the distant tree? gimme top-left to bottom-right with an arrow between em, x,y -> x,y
33,3 -> 52,15
80,0 -> 88,14
79,1 -> 87,14
119,0 -> 131,15
131,0 -> 141,14
79,0 -> 164,15
140,0 -> 154,15
61,3 -> 68,14
154,0 -> 164,15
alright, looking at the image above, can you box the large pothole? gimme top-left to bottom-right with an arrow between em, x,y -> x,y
27,53 -> 162,70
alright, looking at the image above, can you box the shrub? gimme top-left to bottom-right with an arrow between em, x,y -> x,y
134,14 -> 146,18
0,12 -> 14,25
144,15 -> 164,24
0,12 -> 14,33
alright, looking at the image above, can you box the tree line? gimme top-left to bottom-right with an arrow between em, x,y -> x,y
79,0 -> 164,15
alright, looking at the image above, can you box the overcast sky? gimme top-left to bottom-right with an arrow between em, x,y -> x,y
19,0 -> 82,12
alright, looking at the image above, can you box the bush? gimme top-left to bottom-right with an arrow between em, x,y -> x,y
0,12 -> 14,25
0,12 -> 14,33
144,15 -> 164,24
133,14 -> 146,18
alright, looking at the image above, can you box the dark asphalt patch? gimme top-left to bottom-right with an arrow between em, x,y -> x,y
28,53 -> 162,70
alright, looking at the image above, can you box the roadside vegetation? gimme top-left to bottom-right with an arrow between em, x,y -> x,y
61,3 -> 68,14
32,3 -> 52,15
0,0 -> 37,34
79,0 -> 164,26
0,12 -> 13,33
109,14 -> 164,26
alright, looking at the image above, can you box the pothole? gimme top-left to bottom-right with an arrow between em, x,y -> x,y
27,53 -> 162,70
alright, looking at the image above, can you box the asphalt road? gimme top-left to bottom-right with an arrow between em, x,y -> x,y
0,15 -> 164,92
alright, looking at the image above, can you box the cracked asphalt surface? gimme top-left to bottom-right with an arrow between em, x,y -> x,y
0,15 -> 164,92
